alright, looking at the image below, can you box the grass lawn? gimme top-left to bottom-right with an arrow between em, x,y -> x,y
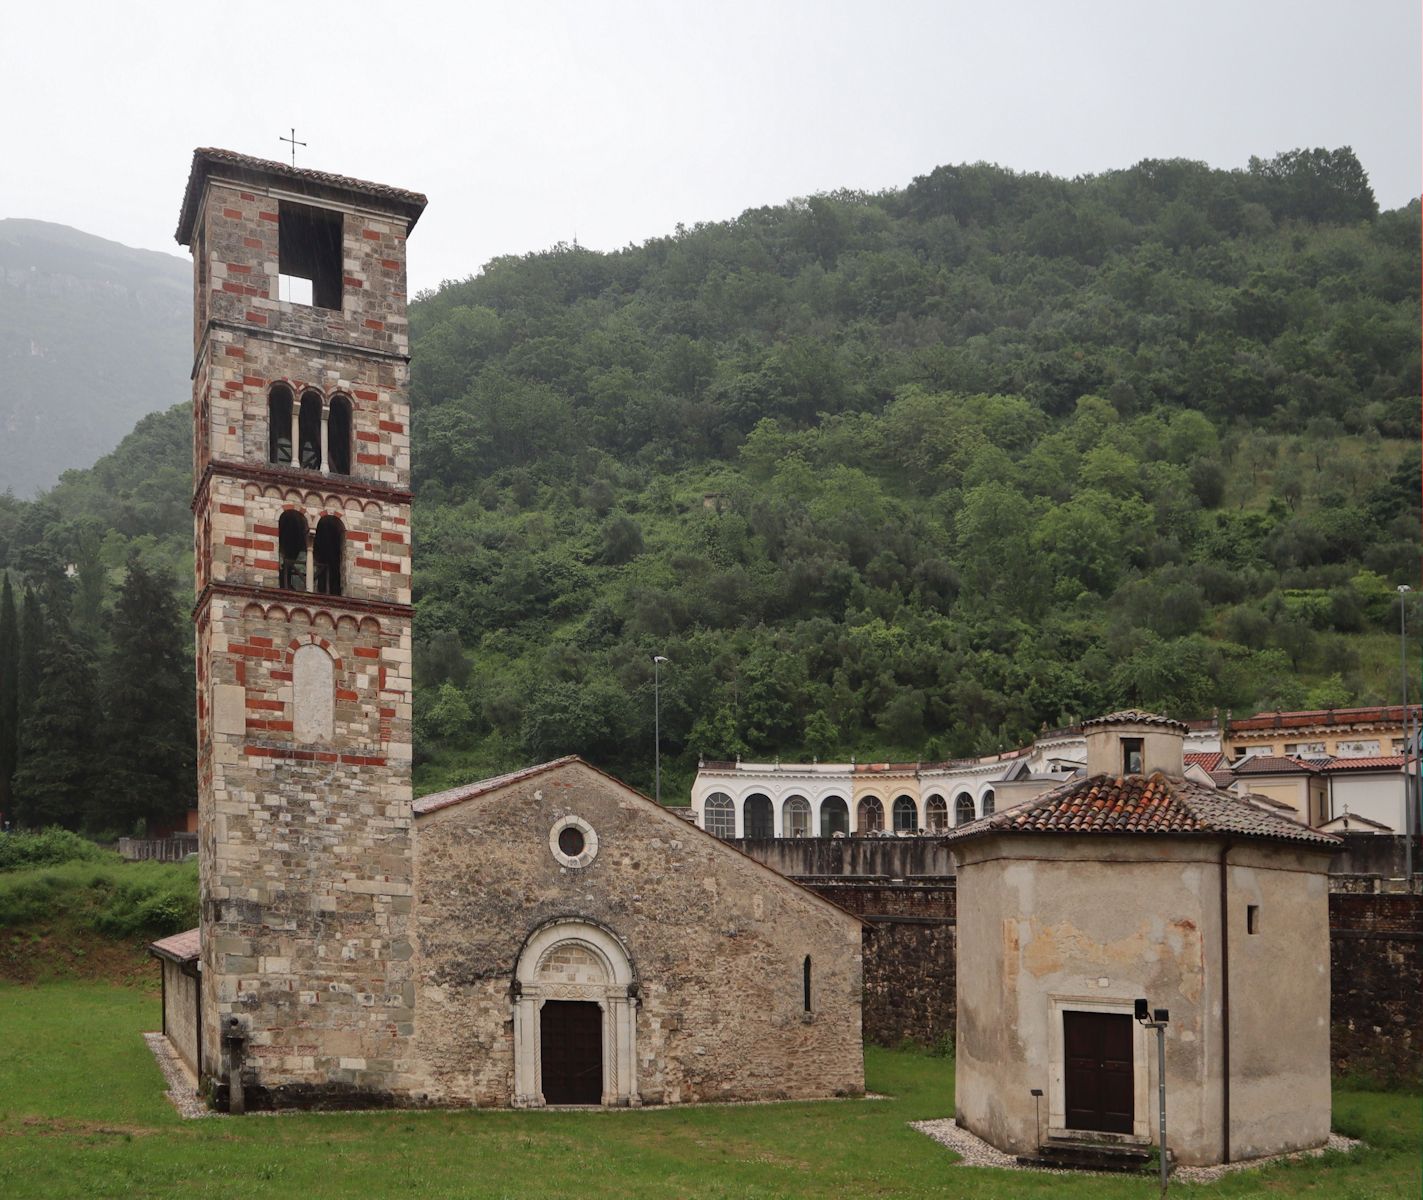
0,983 -> 1417,1199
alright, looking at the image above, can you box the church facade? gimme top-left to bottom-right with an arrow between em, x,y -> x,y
169,149 -> 862,1110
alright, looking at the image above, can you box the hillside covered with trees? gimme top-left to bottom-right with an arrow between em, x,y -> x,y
0,147 -> 1418,825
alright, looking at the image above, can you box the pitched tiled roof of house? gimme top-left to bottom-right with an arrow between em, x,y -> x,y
1229,705 -> 1420,733
944,772 -> 1339,847
1185,751 -> 1225,773
1230,755 -> 1317,775
176,148 -> 428,244
1318,756 -> 1407,772
148,928 -> 200,963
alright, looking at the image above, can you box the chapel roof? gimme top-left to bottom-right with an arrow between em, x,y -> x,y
176,148 -> 429,245
148,927 -> 200,964
943,771 -> 1339,848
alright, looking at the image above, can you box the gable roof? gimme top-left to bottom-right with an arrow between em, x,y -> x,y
1185,751 -> 1225,773
176,148 -> 428,245
944,772 -> 1339,848
413,757 -> 865,928
1319,812 -> 1395,832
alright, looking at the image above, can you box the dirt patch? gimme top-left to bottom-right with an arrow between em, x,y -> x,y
0,923 -> 157,988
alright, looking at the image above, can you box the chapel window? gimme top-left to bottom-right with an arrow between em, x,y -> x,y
278,202 -> 343,310
783,796 -> 811,838
268,385 -> 293,465
298,391 -> 323,471
892,795 -> 918,833
313,515 -> 344,597
277,510 -> 308,591
857,795 -> 884,834
327,395 -> 353,475
925,795 -> 948,831
954,793 -> 975,825
803,956 -> 812,1013
703,792 -> 734,838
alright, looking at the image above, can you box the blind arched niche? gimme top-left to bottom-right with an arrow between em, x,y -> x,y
292,644 -> 335,743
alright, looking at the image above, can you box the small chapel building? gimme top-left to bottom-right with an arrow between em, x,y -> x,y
154,148 -> 863,1111
947,710 -> 1338,1167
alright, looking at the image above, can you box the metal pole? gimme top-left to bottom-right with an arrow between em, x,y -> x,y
1401,588 -> 1412,888
1157,1021 -> 1168,1198
653,655 -> 668,805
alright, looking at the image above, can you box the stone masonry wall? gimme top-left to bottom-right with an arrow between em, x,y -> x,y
1328,892 -> 1423,1084
799,879 -> 957,1047
412,762 -> 864,1107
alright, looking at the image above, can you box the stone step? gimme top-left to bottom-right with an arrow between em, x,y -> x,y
1016,1139 -> 1161,1174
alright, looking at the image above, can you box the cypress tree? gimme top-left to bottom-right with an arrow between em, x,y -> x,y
0,575 -> 17,822
17,586 -> 44,714
12,627 -> 99,831
100,558 -> 195,833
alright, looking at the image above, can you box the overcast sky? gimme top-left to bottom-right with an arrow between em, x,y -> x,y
3,0 -> 1419,294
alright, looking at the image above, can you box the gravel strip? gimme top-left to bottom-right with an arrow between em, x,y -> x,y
910,1118 -> 1362,1182
143,1032 -> 216,1119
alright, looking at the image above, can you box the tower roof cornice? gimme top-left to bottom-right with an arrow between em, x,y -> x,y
176,147 -> 428,246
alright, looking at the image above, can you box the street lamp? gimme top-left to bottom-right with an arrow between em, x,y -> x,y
653,655 -> 669,805
1400,586 -> 1413,888
1135,998 -> 1171,1197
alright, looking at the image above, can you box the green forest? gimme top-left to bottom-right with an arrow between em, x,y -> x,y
0,147 -> 1418,827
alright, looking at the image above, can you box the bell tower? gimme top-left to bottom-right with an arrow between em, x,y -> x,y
177,149 -> 426,1108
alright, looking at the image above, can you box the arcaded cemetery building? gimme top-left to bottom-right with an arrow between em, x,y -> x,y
160,148 -> 862,1110
948,710 -> 1338,1167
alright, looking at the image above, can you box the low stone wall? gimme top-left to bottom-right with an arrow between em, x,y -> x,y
732,837 -> 955,878
799,879 -> 957,1047
1328,892 -> 1423,1085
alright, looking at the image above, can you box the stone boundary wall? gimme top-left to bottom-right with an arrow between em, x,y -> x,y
1328,892 -> 1423,1084
799,879 -> 957,1047
732,837 -> 955,878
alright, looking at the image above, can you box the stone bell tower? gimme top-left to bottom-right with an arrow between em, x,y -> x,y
177,149 -> 426,1108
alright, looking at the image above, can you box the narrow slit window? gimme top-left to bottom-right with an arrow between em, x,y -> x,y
1122,737 -> 1144,775
277,510 -> 308,591
313,515 -> 344,597
268,385 -> 293,464
1247,905 -> 1260,935
327,395 -> 352,474
298,392 -> 323,471
803,956 -> 812,1013
278,202 -> 343,310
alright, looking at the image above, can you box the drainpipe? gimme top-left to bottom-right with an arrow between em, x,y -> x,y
1218,841 -> 1232,1164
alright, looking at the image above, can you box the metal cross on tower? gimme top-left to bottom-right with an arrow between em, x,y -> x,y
279,128 -> 307,167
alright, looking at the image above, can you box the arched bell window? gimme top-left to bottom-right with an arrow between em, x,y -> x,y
277,510 -> 308,591
298,391 -> 323,470
268,385 -> 294,465
327,395 -> 352,475
313,515 -> 344,597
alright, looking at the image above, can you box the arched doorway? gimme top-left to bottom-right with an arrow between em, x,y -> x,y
892,795 -> 919,833
857,795 -> 884,834
744,793 -> 773,839
820,796 -> 849,837
512,920 -> 638,1108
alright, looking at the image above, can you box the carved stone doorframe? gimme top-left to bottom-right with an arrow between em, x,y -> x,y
512,919 -> 639,1108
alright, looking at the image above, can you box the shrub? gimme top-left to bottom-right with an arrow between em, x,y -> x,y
0,828 -> 110,871
0,860 -> 197,936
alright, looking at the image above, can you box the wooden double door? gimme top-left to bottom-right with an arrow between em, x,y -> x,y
1063,1010 -> 1134,1134
540,1001 -> 604,1105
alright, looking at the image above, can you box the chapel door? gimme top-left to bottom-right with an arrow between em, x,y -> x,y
1063,1010 -> 1134,1134
540,1001 -> 603,1105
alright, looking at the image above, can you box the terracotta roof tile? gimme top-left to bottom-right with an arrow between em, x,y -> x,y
944,773 -> 1338,847
1185,751 -> 1225,773
1230,755 -> 1317,775
413,757 -> 580,816
148,927 -> 200,963
1318,756 -> 1407,772
1082,710 -> 1190,733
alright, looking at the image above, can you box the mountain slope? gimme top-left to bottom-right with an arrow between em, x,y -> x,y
0,220 -> 190,496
